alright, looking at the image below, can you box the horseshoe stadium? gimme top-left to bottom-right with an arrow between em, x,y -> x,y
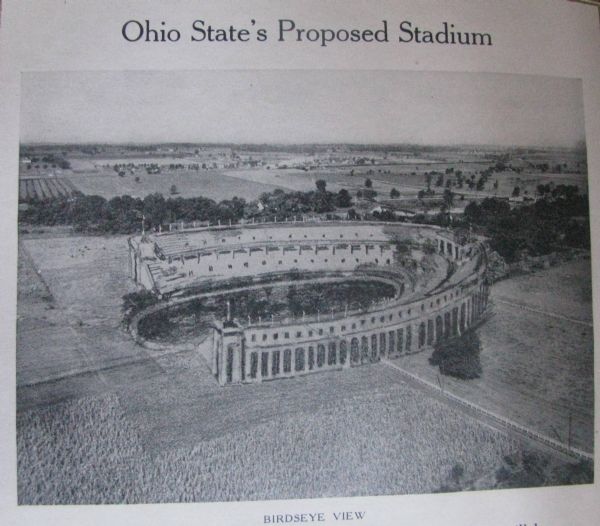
128,220 -> 490,386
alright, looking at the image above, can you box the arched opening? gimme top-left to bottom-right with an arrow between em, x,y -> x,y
435,315 -> 443,343
250,352 -> 258,379
371,334 -> 378,361
272,350 -> 281,376
452,307 -> 459,336
317,344 -> 326,368
396,328 -> 404,353
427,319 -> 434,345
226,345 -> 234,383
283,349 -> 292,373
261,351 -> 269,378
340,340 -> 348,365
328,341 -> 337,366
351,338 -> 360,364
295,347 -> 305,372
361,336 -> 369,363
418,322 -> 426,348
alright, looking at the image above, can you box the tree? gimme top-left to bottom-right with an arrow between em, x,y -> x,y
365,178 -> 373,188
335,188 -> 352,208
442,188 -> 454,210
390,188 -> 400,199
424,172 -> 433,190
512,186 -> 521,197
315,179 -> 327,193
170,184 -> 178,195
429,328 -> 482,380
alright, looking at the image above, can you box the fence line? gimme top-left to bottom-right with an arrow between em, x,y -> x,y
382,358 -> 593,463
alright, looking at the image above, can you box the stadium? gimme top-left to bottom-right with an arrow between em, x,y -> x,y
128,220 -> 490,386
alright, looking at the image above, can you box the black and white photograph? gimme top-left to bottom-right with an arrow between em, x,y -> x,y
16,69 -> 593,505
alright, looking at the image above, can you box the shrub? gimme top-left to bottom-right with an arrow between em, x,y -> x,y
429,328 -> 482,380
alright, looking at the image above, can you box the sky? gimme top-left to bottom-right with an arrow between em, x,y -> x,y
20,70 -> 585,147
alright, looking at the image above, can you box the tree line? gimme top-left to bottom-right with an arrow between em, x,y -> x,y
19,180 -> 353,234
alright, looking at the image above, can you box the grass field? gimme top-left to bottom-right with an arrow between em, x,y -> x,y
17,233 -> 146,389
65,168 -> 287,201
400,258 -> 594,453
17,364 -> 520,504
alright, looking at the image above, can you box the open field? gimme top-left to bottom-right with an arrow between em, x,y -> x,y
400,258 -> 594,453
17,364 -> 520,504
17,233 -> 145,388
19,144 -> 587,206
64,169 -> 287,201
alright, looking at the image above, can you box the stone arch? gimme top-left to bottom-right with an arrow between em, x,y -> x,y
295,347 -> 305,372
379,332 -> 386,357
427,319 -> 434,345
435,315 -> 443,343
328,341 -> 337,366
388,330 -> 395,355
272,350 -> 281,376
452,307 -> 459,336
406,325 -> 412,351
226,344 -> 234,383
371,334 -> 378,361
444,312 -> 451,339
317,344 -> 326,368
283,348 -> 292,373
418,322 -> 426,348
261,351 -> 269,378
308,346 -> 315,370
351,337 -> 360,364
250,352 -> 258,379
361,336 -> 369,363
340,340 -> 348,365
396,328 -> 404,354
460,303 -> 466,332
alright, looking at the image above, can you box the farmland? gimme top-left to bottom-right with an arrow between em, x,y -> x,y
17,366 -> 521,504
19,144 -> 588,209
19,176 -> 79,201
66,168 -> 287,202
